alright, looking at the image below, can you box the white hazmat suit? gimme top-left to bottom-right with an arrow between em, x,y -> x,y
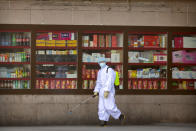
94,65 -> 121,121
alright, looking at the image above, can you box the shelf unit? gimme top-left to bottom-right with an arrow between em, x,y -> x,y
0,30 -> 31,90
0,24 -> 195,94
171,32 -> 196,91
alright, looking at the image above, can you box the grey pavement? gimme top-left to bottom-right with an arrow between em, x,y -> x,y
0,123 -> 196,131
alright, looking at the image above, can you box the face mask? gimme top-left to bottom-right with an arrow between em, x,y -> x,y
99,62 -> 106,68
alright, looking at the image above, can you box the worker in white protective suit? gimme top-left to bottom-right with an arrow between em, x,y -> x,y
93,57 -> 125,126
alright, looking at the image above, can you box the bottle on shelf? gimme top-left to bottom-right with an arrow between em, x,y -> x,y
12,32 -> 16,46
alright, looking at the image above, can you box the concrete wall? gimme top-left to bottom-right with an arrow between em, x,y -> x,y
0,0 -> 196,125
0,95 -> 196,125
0,0 -> 196,26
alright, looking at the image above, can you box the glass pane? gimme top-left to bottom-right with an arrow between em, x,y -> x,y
35,31 -> 78,89
0,31 -> 31,89
172,33 -> 196,90
82,32 -> 123,89
128,33 -> 167,90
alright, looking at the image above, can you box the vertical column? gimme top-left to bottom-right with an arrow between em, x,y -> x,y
123,31 -> 128,90
77,31 -> 82,89
167,32 -> 172,91
31,29 -> 36,90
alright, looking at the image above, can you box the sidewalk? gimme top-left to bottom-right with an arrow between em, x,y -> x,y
0,123 -> 196,131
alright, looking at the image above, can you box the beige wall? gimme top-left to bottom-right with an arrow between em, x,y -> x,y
1,95 -> 196,125
0,0 -> 196,26
0,0 -> 196,125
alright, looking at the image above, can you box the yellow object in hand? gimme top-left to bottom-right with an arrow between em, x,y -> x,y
104,91 -> 109,98
93,92 -> 98,97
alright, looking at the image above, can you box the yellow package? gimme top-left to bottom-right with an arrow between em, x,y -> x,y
55,40 -> 66,47
131,70 -> 137,78
45,40 -> 55,47
36,40 -> 45,46
182,81 -> 187,90
67,40 -> 77,44
67,40 -> 77,47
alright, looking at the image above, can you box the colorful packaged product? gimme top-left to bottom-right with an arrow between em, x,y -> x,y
138,80 -> 142,89
40,80 -> 44,89
52,33 -> 60,40
66,80 -> 71,89
148,81 -> 153,90
160,80 -> 166,90
60,33 -> 71,40
89,80 -> 94,89
93,34 -> 98,47
86,70 -> 91,79
50,80 -> 56,89
44,80 -> 50,89
83,80 -> 88,89
153,81 -> 158,90
132,80 -> 137,89
187,81 -> 194,90
143,80 -> 148,89
91,70 -> 96,79
36,80 -> 40,89
71,80 -> 76,89
55,80 -> 61,89
61,80 -> 66,89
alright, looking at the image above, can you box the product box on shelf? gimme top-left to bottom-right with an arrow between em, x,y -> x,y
111,53 -> 120,63
172,71 -> 181,79
93,34 -> 98,47
44,80 -> 50,89
36,40 -> 45,46
183,52 -> 196,64
55,40 -> 66,47
143,35 -> 159,48
112,35 -> 117,47
172,50 -> 185,63
174,37 -> 183,48
106,34 -> 112,47
60,33 -> 72,40
153,53 -> 167,63
117,33 -> 123,47
183,37 -> 196,48
128,52 -> 139,63
83,35 -> 89,47
61,80 -> 66,89
67,40 -> 77,47
45,40 -> 55,47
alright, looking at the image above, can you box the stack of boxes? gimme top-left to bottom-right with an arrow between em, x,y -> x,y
36,32 -> 77,47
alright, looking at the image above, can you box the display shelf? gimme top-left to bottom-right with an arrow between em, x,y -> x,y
82,47 -> 123,50
128,47 -> 167,50
0,62 -> 30,65
172,79 -> 196,81
36,46 -> 77,50
0,46 -> 30,49
36,78 -> 77,80
172,48 -> 196,51
83,62 -> 123,65
172,63 -> 196,66
83,31 -> 122,34
128,31 -> 167,34
128,78 -> 166,80
82,78 -> 96,80
36,62 -> 77,65
0,24 -> 196,95
128,62 -> 167,66
0,78 -> 30,80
